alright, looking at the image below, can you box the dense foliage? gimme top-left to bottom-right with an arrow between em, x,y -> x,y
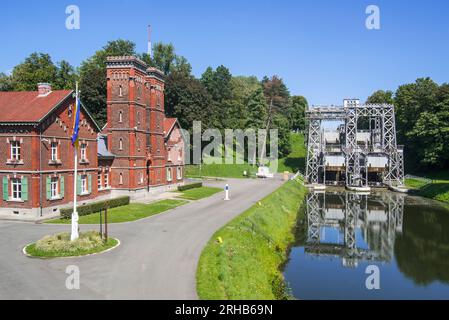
367,78 -> 449,172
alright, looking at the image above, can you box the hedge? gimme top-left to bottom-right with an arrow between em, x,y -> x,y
60,196 -> 130,219
178,182 -> 203,191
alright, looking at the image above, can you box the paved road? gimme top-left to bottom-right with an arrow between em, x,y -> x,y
0,177 -> 284,299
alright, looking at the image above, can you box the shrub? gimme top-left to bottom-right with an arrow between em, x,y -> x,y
35,231 -> 104,254
60,196 -> 130,219
178,182 -> 203,191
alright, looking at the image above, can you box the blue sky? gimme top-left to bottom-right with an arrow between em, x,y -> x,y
1,0 -> 448,105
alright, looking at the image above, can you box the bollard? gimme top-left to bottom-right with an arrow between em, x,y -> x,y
224,184 -> 230,201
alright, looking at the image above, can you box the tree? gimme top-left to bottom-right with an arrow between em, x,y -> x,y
11,53 -> 58,91
200,65 -> 233,129
246,87 -> 268,130
54,60 -> 78,90
289,96 -> 308,131
79,40 -> 136,126
368,78 -> 449,171
141,42 -> 191,76
0,73 -> 13,91
366,90 -> 394,104
260,75 -> 291,163
271,114 -> 292,158
394,78 -> 441,170
165,70 -> 213,132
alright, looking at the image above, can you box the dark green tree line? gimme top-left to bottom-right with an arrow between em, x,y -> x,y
367,78 -> 449,171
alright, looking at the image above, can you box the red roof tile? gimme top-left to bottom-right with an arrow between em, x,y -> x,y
164,118 -> 178,137
0,90 -> 73,123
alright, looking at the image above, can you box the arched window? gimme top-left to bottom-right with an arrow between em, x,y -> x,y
137,111 -> 140,125
119,138 -> 123,150
119,85 -> 123,97
119,173 -> 123,185
119,111 -> 123,123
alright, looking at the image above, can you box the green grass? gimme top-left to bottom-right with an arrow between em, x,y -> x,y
278,133 -> 306,173
177,186 -> 223,200
185,132 -> 306,179
25,231 -> 118,258
46,199 -> 188,224
196,178 -> 307,300
406,172 -> 449,204
405,178 -> 430,190
185,164 -> 258,179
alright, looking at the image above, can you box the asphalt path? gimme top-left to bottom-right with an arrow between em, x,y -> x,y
0,177 -> 284,299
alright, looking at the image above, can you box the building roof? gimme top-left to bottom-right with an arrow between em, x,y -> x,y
97,134 -> 115,160
0,90 -> 73,123
164,118 -> 178,137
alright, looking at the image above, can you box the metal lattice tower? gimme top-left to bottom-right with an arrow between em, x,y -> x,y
305,99 -> 405,188
305,119 -> 322,184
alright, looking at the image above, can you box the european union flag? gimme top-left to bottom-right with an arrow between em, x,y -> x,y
71,96 -> 81,147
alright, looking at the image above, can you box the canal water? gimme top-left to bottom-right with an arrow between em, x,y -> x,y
283,189 -> 449,299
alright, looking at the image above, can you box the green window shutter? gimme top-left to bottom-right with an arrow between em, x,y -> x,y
88,174 -> 92,194
21,177 -> 28,201
77,175 -> 81,196
60,176 -> 65,198
46,177 -> 51,200
2,177 -> 8,201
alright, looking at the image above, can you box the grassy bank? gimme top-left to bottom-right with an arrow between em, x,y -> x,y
185,133 -> 306,179
46,199 -> 188,224
177,186 -> 223,200
185,163 -> 257,179
277,133 -> 306,173
196,178 -> 307,300
405,171 -> 449,204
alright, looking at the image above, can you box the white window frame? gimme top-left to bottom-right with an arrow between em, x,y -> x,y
104,169 -> 109,188
51,142 -> 58,161
11,178 -> 22,200
11,141 -> 20,161
81,174 -> 88,194
50,177 -> 59,199
98,171 -> 102,190
119,173 -> 123,185
177,167 -> 182,180
166,167 -> 172,182
119,139 -> 123,150
139,172 -> 144,184
80,143 -> 87,161
119,111 -> 123,123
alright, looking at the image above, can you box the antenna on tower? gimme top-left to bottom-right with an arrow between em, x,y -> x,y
147,25 -> 152,58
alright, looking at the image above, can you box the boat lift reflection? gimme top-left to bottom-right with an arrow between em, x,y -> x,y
305,190 -> 405,268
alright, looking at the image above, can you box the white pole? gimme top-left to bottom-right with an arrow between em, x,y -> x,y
71,83 -> 79,241
224,184 -> 230,201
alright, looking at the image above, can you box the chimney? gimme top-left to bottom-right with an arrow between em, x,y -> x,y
37,83 -> 52,96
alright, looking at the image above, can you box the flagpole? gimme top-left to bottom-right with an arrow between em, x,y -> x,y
71,82 -> 79,241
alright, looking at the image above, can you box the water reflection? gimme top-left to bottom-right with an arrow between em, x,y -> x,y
284,190 -> 449,299
306,191 -> 404,268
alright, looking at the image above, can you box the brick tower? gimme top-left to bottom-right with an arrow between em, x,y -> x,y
106,56 -> 168,197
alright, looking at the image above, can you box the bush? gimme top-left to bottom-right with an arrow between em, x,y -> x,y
60,196 -> 130,219
35,231 -> 104,253
178,182 -> 203,191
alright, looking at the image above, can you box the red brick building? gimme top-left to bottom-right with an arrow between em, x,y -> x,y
0,84 -> 109,220
0,58 -> 184,220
